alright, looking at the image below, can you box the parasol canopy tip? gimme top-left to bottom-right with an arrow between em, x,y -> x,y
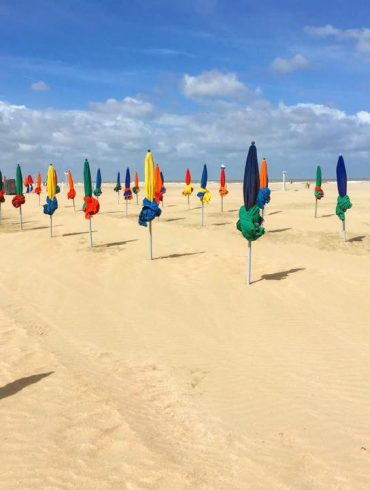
251,141 -> 255,145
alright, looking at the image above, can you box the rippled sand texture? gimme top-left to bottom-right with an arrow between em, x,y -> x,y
0,181 -> 369,489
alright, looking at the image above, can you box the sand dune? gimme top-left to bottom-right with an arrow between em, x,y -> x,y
0,181 -> 369,489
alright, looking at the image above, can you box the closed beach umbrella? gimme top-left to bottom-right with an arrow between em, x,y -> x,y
35,172 -> 42,205
197,164 -> 211,226
132,171 -> 140,204
114,171 -> 122,203
257,158 -> 271,217
219,165 -> 228,212
67,170 -> 76,209
139,150 -> 161,259
124,168 -> 132,215
237,142 -> 265,284
154,164 -> 163,204
160,171 -> 166,206
12,164 -> 26,230
314,165 -> 324,218
83,159 -> 100,247
93,168 -> 102,197
0,170 -> 4,223
336,155 -> 352,241
43,164 -> 58,237
182,168 -> 193,208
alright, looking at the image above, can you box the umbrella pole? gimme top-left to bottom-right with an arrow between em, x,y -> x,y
89,218 -> 93,248
342,219 -> 346,242
38,194 -> 40,206
19,207 -> 23,231
221,196 -> 223,213
0,203 -> 1,224
136,193 -> 138,205
261,208 -> 265,220
50,215 -> 53,238
117,192 -> 119,204
247,241 -> 252,285
73,198 -> 76,211
148,221 -> 153,260
125,200 -> 128,216
201,201 -> 204,226
187,195 -> 190,209
315,198 -> 318,218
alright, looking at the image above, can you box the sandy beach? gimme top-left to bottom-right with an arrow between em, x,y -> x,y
0,181 -> 370,489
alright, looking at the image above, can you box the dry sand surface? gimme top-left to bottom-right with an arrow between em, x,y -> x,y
0,181 -> 370,489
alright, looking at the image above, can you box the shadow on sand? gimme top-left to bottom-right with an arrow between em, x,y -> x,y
348,235 -> 366,242
268,227 -> 292,233
154,251 -> 205,260
268,211 -> 282,216
63,231 -> 95,237
0,372 -> 54,401
94,239 -> 138,248
254,267 -> 305,282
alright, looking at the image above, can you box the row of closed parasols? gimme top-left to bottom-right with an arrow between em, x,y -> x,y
0,143 -> 352,284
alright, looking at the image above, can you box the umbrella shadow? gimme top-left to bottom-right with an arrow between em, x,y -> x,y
154,251 -> 205,260
268,211 -> 282,216
63,231 -> 96,237
94,239 -> 138,248
165,205 -> 177,207
26,225 -> 62,231
321,214 -> 335,218
213,222 -> 232,226
348,235 -> 366,242
268,227 -> 292,233
227,209 -> 239,213
164,218 -> 185,222
254,267 -> 305,282
0,371 -> 54,400
101,211 -> 122,214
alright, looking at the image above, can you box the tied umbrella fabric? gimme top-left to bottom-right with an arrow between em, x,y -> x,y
237,142 -> 265,241
237,205 -> 265,241
43,197 -> 58,215
84,196 -> 100,219
257,158 -> 270,209
133,171 -> 140,194
124,168 -> 133,200
12,194 -> 25,208
335,155 -> 352,221
219,167 -> 228,196
182,168 -> 193,196
197,164 -> 211,203
314,166 -> 324,199
138,197 -> 161,226
93,168 -> 102,197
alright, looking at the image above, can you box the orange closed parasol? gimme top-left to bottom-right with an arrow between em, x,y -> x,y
260,159 -> 268,188
154,164 -> 163,204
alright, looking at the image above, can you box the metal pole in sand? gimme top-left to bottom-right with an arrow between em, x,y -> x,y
0,203 -> 2,224
73,198 -> 76,211
38,194 -> 40,206
187,195 -> 190,209
201,201 -> 204,226
89,219 -> 93,248
19,207 -> 23,231
117,192 -> 120,205
221,196 -> 223,213
125,200 -> 128,216
315,199 -> 318,218
247,241 -> 252,285
50,215 -> 53,238
148,221 -> 153,260
136,193 -> 138,205
342,219 -> 346,242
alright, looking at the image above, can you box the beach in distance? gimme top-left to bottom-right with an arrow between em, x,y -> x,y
0,181 -> 370,489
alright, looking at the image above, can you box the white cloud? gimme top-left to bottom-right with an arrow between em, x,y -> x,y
89,96 -> 156,118
181,70 -> 247,98
270,54 -> 309,74
31,80 -> 50,91
0,93 -> 369,179
305,24 -> 370,56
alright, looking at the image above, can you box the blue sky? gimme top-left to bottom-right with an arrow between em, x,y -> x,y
0,0 -> 369,180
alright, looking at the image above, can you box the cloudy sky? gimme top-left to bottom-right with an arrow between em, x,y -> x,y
0,0 -> 369,180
